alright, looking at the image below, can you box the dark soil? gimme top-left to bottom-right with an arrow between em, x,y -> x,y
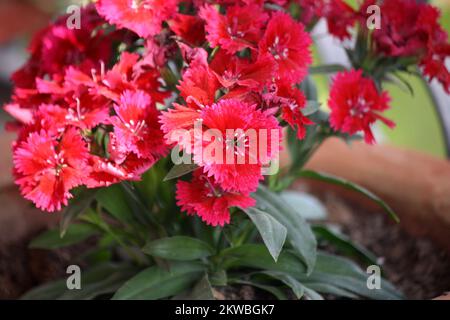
0,231 -> 87,299
319,192 -> 450,300
1,192 -> 449,300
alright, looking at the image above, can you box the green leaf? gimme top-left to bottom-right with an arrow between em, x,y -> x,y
60,188 -> 97,237
280,191 -> 327,220
299,76 -> 318,101
313,225 -> 378,265
96,184 -> 134,224
232,280 -> 288,300
244,207 -> 287,262
21,263 -> 138,300
261,271 -> 304,299
30,224 -> 98,250
209,270 -> 227,286
302,101 -> 321,116
142,236 -> 214,261
299,252 -> 403,300
309,64 -> 347,75
164,163 -> 198,181
253,186 -> 317,274
302,286 -> 324,300
386,72 -> 414,96
221,244 -> 307,277
112,262 -> 204,300
297,170 -> 399,222
174,274 -> 215,300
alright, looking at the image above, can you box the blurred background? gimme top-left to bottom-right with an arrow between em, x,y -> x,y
0,0 -> 449,157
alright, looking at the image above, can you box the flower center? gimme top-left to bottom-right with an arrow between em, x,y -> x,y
350,97 -> 372,117
269,36 -> 289,60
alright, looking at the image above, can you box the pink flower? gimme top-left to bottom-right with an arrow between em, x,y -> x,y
96,0 -> 178,38
12,5 -> 112,90
13,129 -> 89,212
169,14 -> 205,46
194,99 -> 281,194
210,50 -> 276,89
259,12 -> 312,83
199,4 -> 268,54
176,171 -> 255,227
328,70 -> 395,144
324,0 -> 357,40
110,90 -> 168,160
275,81 -> 314,140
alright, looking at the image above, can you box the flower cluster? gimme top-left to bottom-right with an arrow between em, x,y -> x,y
321,0 -> 450,93
3,1 -> 449,227
6,5 -> 169,212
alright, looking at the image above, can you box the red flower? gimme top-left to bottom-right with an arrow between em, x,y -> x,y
324,0 -> 357,40
210,50 -> 276,89
199,4 -> 268,54
96,0 -> 178,38
176,171 -> 255,227
369,0 -> 447,57
421,44 -> 450,94
110,90 -> 168,160
177,57 -> 220,109
12,5 -> 112,90
275,81 -> 313,139
328,70 -> 395,144
194,99 -> 281,194
13,129 -> 89,212
169,14 -> 205,46
259,12 -> 312,83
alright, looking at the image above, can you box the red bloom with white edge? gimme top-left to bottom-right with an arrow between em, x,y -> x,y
96,0 -> 178,38
176,171 -> 256,227
13,129 -> 89,212
110,90 -> 168,160
259,12 -> 312,83
199,4 -> 268,54
194,99 -> 281,195
329,70 -> 395,144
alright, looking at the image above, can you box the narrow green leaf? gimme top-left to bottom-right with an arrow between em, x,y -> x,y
174,274 -> 215,300
302,286 -> 324,300
253,185 -> 317,274
313,225 -> 378,265
30,224 -> 98,250
221,244 -> 307,277
280,191 -> 327,220
297,170 -> 399,223
232,280 -> 288,300
96,184 -> 134,224
261,271 -> 304,299
163,163 -> 198,181
112,262 -> 204,300
21,263 -> 137,300
244,207 -> 287,262
299,252 -> 403,300
142,236 -> 214,261
302,101 -> 321,116
60,188 -> 97,237
309,64 -> 347,75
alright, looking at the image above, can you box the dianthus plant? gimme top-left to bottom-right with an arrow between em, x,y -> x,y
5,0 -> 448,300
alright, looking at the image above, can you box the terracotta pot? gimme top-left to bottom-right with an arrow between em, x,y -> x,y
300,137 -> 450,252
